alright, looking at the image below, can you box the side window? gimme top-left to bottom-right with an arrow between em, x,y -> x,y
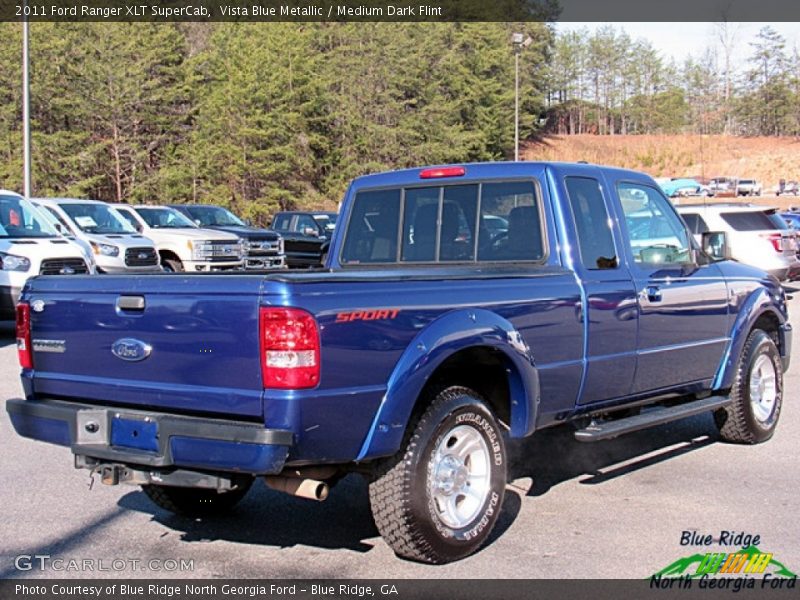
341,190 -> 401,264
681,213 -> 709,235
477,181 -> 543,261
618,182 -> 692,266
44,206 -> 73,233
564,177 -> 618,269
294,215 -> 318,234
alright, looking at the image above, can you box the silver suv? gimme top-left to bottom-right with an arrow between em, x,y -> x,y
677,203 -> 799,281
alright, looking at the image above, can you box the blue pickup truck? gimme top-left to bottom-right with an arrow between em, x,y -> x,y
8,162 -> 791,564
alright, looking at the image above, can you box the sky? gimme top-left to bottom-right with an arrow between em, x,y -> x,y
555,22 -> 800,67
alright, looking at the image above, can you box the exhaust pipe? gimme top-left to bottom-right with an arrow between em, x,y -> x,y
264,476 -> 329,501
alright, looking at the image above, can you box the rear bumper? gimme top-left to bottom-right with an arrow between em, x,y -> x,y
6,399 -> 292,474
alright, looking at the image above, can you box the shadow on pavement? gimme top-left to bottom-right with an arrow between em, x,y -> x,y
120,474 -> 378,554
0,320 -> 14,347
121,470 -> 523,559
119,416 -> 717,556
507,413 -> 719,496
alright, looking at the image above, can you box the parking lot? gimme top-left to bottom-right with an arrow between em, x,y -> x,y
1,288 -> 799,580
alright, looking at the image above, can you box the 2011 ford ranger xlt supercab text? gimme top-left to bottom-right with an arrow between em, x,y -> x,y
8,162 -> 791,564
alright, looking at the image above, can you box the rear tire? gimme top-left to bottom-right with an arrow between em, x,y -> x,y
369,386 -> 506,564
142,479 -> 253,516
715,329 -> 782,444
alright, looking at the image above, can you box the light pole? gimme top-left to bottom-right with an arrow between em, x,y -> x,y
512,33 -> 533,162
22,8 -> 31,198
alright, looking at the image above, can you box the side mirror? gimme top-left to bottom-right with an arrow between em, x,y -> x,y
244,218 -> 253,226
303,227 -> 319,237
54,223 -> 64,233
702,231 -> 732,261
194,219 -> 202,226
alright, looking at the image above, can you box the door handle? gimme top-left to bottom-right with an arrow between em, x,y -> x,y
645,286 -> 662,302
117,295 -> 145,311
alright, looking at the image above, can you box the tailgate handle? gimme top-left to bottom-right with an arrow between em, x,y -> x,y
117,295 -> 145,311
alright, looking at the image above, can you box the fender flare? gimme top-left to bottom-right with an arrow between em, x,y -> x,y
355,308 -> 539,461
713,287 -> 788,391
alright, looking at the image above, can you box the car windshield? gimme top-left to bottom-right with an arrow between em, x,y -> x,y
135,207 -> 197,229
60,203 -> 137,234
313,213 -> 337,231
184,206 -> 245,227
0,195 -> 58,239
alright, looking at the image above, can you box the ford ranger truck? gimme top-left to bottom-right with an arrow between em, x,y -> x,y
8,163 -> 791,564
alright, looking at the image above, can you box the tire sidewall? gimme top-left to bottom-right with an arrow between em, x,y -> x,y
407,392 -> 506,560
740,332 -> 782,442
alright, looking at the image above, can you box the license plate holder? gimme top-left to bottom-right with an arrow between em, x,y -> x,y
110,415 -> 159,453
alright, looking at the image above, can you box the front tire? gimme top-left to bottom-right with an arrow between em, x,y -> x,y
162,258 -> 184,273
142,479 -> 253,516
715,329 -> 783,444
369,386 -> 506,564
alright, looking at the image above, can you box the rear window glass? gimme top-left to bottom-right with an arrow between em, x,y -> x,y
680,213 -> 709,234
721,211 -> 778,231
340,181 -> 543,265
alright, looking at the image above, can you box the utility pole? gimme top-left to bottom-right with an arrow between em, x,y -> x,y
22,9 -> 31,197
512,33 -> 533,162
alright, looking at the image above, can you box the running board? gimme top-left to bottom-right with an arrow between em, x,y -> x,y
574,396 -> 731,442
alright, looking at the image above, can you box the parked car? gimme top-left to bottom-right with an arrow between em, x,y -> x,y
776,180 -> 799,196
676,203 -> 799,280
736,179 -> 762,196
659,178 -> 707,198
0,190 -> 93,319
169,204 -> 285,270
8,162 -> 790,564
111,204 -> 244,272
32,198 -> 160,273
271,211 -> 337,268
708,177 -> 737,197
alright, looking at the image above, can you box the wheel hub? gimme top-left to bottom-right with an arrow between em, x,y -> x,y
750,354 -> 778,424
428,424 -> 491,529
434,455 -> 470,495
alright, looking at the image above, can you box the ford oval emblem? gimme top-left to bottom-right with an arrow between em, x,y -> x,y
111,338 -> 152,362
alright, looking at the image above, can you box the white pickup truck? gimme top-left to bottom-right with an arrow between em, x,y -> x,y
111,204 -> 244,272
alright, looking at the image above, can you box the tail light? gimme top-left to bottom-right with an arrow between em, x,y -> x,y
762,233 -> 784,253
259,307 -> 320,389
16,302 -> 33,369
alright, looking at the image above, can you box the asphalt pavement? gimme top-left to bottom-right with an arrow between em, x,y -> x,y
1,290 -> 799,580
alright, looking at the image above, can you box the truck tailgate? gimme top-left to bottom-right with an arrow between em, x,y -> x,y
22,274 -> 265,418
